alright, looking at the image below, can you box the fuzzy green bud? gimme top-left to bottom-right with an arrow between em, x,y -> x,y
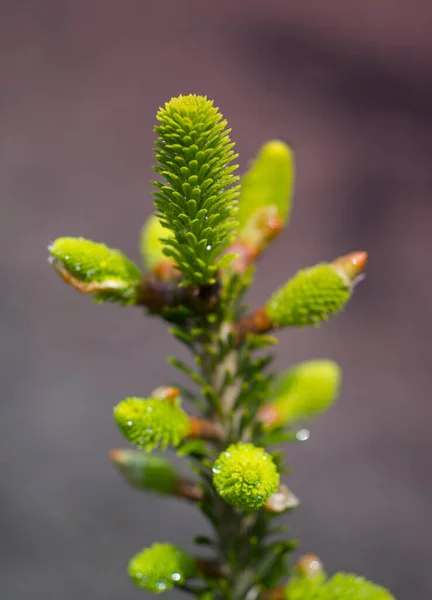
128,543 -> 196,593
266,262 -> 353,328
113,397 -> 189,451
109,449 -> 177,494
140,214 -> 177,280
261,360 -> 341,428
284,572 -> 395,600
153,94 -> 239,286
213,442 -> 279,510
49,237 -> 141,304
238,140 -> 294,236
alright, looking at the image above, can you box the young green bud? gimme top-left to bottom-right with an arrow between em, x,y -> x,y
128,543 -> 196,593
48,237 -> 141,304
140,214 -> 177,280
236,140 -> 294,256
259,360 -> 341,428
284,572 -> 395,600
153,94 -> 239,286
266,252 -> 367,328
238,140 -> 294,229
109,449 -> 177,494
110,449 -> 203,501
213,442 -> 279,510
113,398 -> 189,451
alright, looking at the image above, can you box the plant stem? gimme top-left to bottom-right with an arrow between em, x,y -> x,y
194,312 -> 269,600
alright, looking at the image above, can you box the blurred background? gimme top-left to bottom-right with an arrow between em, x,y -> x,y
1,1 -> 431,598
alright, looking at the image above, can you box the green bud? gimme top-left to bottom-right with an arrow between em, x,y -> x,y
140,214 -> 176,280
266,264 -> 351,328
262,360 -> 341,428
109,449 -> 177,494
113,397 -> 189,451
128,543 -> 196,593
238,140 -> 294,233
284,572 -> 395,600
213,442 -> 279,510
48,237 -> 141,304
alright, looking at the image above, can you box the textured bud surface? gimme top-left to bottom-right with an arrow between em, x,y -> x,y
213,442 -> 279,509
128,543 -> 196,593
110,449 -> 177,494
269,360 -> 341,426
285,572 -> 395,600
267,264 -> 350,328
49,237 -> 141,303
114,398 -> 189,451
153,94 -> 239,286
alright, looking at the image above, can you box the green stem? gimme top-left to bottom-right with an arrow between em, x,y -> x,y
195,313 -> 268,600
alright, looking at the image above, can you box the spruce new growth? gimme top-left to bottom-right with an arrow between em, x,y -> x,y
49,95 -> 395,600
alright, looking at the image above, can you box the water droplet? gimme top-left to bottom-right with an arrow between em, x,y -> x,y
127,420 -> 133,426
206,245 -> 211,250
296,429 -> 310,441
156,582 -> 166,591
171,573 -> 181,581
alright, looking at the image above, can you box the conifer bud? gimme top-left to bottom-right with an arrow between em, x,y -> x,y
266,252 -> 367,328
259,360 -> 341,428
140,214 -> 178,280
128,543 -> 196,593
284,572 -> 395,600
113,397 -> 189,451
48,237 -> 141,304
213,443 -> 279,510
110,449 -> 203,501
109,449 -> 177,495
231,141 -> 294,271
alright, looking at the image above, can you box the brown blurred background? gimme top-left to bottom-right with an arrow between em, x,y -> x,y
1,1 -> 431,598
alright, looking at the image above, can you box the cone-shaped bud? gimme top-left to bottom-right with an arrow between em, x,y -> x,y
238,140 -> 294,232
109,449 -> 177,494
259,360 -> 341,428
48,237 -> 141,304
213,442 -> 279,510
231,141 -> 294,272
284,572 -> 395,600
113,397 -> 189,451
128,543 -> 196,593
140,214 -> 177,280
266,252 -> 367,328
153,94 -> 239,286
